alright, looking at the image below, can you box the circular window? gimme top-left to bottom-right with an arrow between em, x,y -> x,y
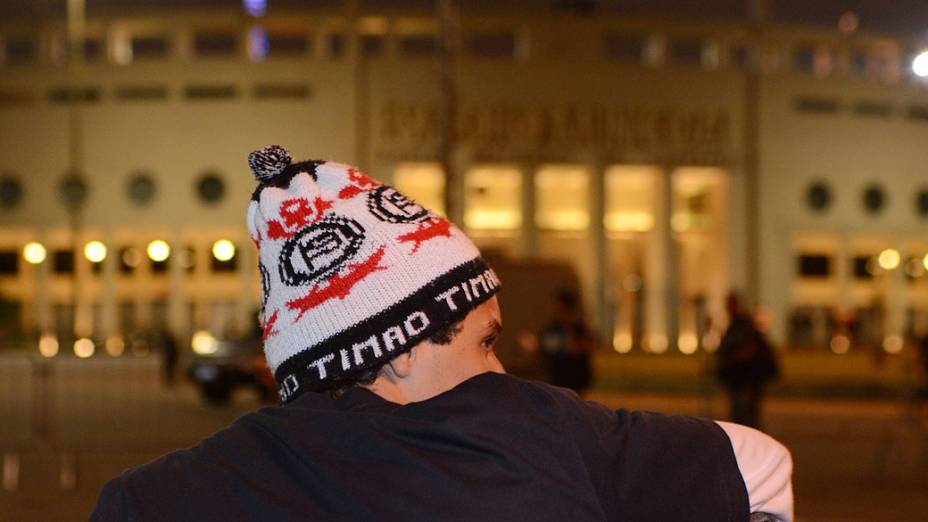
58,174 -> 88,209
806,181 -> 831,212
916,189 -> 928,217
0,174 -> 23,209
862,184 -> 886,214
127,172 -> 156,205
196,172 -> 225,204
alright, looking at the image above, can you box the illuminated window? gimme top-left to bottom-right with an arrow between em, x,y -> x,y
535,165 -> 589,231
605,166 -> 657,232
465,165 -> 521,231
393,163 -> 445,216
672,167 -> 722,232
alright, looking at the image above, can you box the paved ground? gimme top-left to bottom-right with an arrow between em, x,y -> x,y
0,355 -> 926,521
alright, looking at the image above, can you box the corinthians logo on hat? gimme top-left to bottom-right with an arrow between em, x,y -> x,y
246,146 -> 500,403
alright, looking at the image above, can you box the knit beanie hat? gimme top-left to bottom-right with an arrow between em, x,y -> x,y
246,146 -> 500,402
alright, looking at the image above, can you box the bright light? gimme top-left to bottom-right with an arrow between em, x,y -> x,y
243,0 -> 267,17
883,335 -> 904,354
83,240 -> 107,263
678,333 -> 698,354
247,26 -> 269,62
647,334 -> 668,354
73,338 -> 95,358
211,240 -> 236,262
146,240 -> 170,262
830,334 -> 850,354
913,50 -> 928,77
23,242 -> 47,265
877,248 -> 900,270
191,330 -> 218,355
105,336 -> 125,357
612,331 -> 633,354
38,334 -> 58,358
923,253 -> 928,272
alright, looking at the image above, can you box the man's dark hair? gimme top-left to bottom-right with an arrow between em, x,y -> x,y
323,319 -> 463,399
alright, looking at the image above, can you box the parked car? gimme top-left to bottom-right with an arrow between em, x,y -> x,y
187,333 -> 277,405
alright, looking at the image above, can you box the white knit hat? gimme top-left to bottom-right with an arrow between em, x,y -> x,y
246,146 -> 500,402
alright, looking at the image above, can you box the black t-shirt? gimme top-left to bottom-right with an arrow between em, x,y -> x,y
90,373 -> 748,521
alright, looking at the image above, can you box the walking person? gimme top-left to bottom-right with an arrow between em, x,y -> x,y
92,147 -> 792,521
716,292 -> 780,430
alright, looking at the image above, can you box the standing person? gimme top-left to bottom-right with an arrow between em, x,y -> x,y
92,147 -> 792,521
158,329 -> 178,387
716,292 -> 779,429
538,288 -> 594,395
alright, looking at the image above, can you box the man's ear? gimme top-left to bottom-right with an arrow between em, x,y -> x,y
384,348 -> 416,380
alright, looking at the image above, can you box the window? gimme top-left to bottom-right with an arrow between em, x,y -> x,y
211,253 -> 238,273
49,87 -> 101,104
361,35 -> 385,57
794,97 -> 839,114
464,165 -> 521,231
194,32 -> 239,57
127,172 -> 156,206
852,256 -> 876,279
83,38 -> 105,61
184,85 -> 238,100
325,33 -> 346,58
0,251 -> 18,275
115,85 -> 168,101
793,45 -> 815,73
58,175 -> 88,209
797,254 -> 831,278
862,184 -> 886,214
916,189 -> 928,217
196,172 -> 226,204
670,39 -> 703,66
806,181 -> 832,212
131,35 -> 170,60
398,34 -> 438,57
466,30 -> 517,59
907,105 -> 928,122
854,100 -> 892,118
267,32 -> 310,56
605,32 -> 643,62
393,163 -> 445,216
0,174 -> 23,209
605,166 -> 657,232
53,250 -> 75,274
4,37 -> 36,65
535,165 -> 589,231
253,83 -> 311,100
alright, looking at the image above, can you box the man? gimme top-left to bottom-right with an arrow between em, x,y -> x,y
91,147 -> 792,521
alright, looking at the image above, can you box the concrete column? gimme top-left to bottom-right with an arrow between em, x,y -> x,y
167,235 -> 187,340
588,160 -> 610,346
835,236 -> 852,322
34,231 -> 52,336
100,232 -> 117,341
884,245 -> 907,350
519,161 -> 537,259
645,166 -> 678,352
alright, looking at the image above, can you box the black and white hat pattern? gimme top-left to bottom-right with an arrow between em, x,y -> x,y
246,146 -> 500,402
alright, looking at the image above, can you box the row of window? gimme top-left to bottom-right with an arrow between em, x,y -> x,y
0,24 -> 912,81
0,171 -> 227,210
804,180 -> 928,216
793,95 -> 928,121
0,82 -> 311,107
0,243 -> 238,277
797,252 -> 928,280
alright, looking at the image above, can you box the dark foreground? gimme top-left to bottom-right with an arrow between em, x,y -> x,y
0,355 -> 925,521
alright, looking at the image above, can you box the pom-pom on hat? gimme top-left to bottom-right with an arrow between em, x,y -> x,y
246,146 -> 500,402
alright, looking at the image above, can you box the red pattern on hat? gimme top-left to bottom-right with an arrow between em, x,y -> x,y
338,167 -> 378,200
262,309 -> 280,340
267,197 -> 333,240
286,246 -> 388,320
397,217 -> 453,254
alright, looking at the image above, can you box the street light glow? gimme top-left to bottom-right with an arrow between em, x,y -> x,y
38,334 -> 59,358
913,50 -> 928,77
74,338 -> 95,358
146,240 -> 170,262
23,242 -> 47,264
212,239 -> 236,262
83,240 -> 107,263
877,248 -> 900,270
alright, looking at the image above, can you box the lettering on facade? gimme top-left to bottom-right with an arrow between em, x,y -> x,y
376,100 -> 731,164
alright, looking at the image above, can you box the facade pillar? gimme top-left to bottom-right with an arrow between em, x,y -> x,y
645,166 -> 678,352
588,159 -> 610,346
34,230 -> 52,336
167,235 -> 187,340
519,161 -> 537,259
834,236 -> 852,329
100,231 -> 117,341
884,245 -> 906,350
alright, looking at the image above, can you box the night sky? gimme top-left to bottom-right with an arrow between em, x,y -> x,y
2,1 -> 928,39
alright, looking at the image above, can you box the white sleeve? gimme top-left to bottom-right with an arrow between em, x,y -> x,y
714,421 -> 794,522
